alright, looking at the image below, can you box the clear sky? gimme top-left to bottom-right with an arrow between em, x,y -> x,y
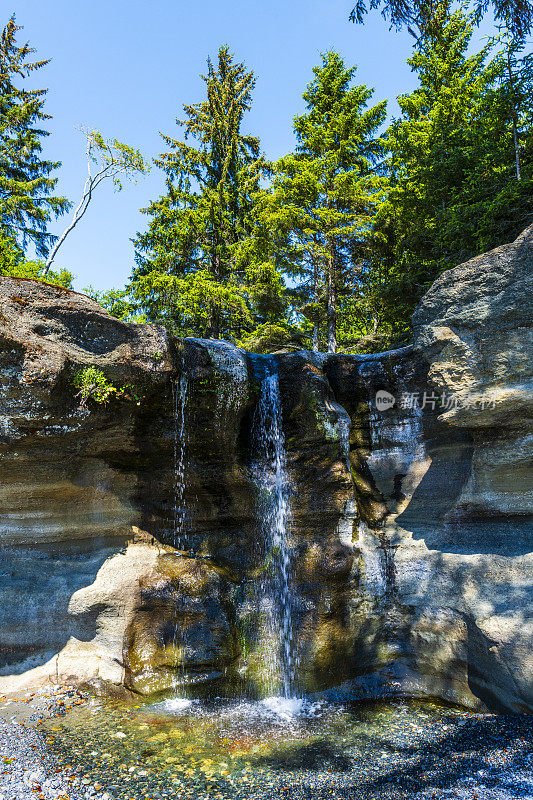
12,0 -> 490,292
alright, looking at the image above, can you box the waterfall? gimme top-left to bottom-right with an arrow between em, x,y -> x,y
170,374 -> 189,694
251,363 -> 295,699
172,375 -> 188,549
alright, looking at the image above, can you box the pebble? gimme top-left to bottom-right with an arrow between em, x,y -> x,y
0,717 -> 85,800
2,689 -> 533,800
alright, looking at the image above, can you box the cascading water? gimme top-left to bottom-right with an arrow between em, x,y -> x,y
250,361 -> 296,699
169,374 -> 190,694
172,375 -> 188,549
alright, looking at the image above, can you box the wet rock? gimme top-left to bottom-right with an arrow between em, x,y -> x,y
0,222 -> 532,714
124,555 -> 237,695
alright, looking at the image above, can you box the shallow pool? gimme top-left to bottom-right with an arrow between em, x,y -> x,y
42,694 -> 533,800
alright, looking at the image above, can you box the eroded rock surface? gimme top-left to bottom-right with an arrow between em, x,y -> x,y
0,224 -> 531,712
413,223 -> 533,517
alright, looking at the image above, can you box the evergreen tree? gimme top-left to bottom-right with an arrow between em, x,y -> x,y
0,15 -> 69,257
365,2 -> 533,347
131,46 -> 279,340
270,52 -> 387,352
474,18 -> 533,249
372,3 -> 495,338
387,4 -> 497,270
349,0 -> 533,39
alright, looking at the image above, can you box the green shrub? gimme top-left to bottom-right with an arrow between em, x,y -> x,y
72,367 -> 143,407
0,239 -> 74,289
237,323 -> 307,354
72,366 -> 117,405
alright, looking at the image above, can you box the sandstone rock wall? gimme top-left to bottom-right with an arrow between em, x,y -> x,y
0,226 -> 531,711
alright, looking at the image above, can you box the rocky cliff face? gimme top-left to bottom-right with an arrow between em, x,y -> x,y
0,227 -> 531,712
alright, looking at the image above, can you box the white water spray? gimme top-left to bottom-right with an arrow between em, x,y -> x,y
251,366 -> 295,699
172,375 -> 188,548
170,374 -> 189,691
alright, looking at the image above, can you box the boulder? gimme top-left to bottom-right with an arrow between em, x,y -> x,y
413,224 -> 533,516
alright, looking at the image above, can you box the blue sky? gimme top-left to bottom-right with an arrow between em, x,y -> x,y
13,0 -> 490,291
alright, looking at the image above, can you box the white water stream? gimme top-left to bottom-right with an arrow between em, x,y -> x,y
251,366 -> 296,699
172,375 -> 188,549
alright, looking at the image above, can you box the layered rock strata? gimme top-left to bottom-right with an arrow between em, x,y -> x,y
0,226 -> 531,712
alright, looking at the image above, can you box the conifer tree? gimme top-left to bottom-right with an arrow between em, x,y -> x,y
386,3 -> 498,273
474,18 -> 533,248
349,0 -> 532,39
366,1 -> 533,346
131,46 -> 276,340
270,52 -> 387,352
0,15 -> 69,257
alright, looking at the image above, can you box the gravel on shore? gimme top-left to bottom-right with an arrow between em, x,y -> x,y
0,717 -> 85,800
0,687 -> 97,800
1,688 -> 532,800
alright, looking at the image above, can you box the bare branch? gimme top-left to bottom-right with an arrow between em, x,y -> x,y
44,128 -> 149,273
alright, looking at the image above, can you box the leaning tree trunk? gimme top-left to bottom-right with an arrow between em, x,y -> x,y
327,248 -> 337,354
44,182 -> 94,274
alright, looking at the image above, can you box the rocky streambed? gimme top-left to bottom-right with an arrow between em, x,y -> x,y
1,689 -> 532,800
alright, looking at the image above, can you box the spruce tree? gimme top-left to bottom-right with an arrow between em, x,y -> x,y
0,15 -> 69,257
349,0 -> 532,39
132,46 -> 274,340
474,19 -> 533,249
270,52 -> 387,352
363,1 -> 533,348
386,3 -> 497,273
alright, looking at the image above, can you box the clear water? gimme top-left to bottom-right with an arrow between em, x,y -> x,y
170,375 -> 189,691
250,368 -> 295,698
42,696 -> 514,800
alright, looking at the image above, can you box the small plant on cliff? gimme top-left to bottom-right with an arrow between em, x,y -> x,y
73,367 -> 143,407
73,367 -> 117,405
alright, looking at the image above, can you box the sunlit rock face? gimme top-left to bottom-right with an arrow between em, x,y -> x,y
0,279 -> 175,691
0,225 -> 531,713
123,554 -> 237,696
412,223 -> 533,519
404,224 -> 533,711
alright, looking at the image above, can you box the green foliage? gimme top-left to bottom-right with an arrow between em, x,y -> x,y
84,129 -> 149,191
131,269 -> 252,339
131,46 -> 286,342
6,19 -> 527,357
127,33 -> 533,353
0,15 -> 70,257
268,51 -> 388,352
133,46 -> 264,285
349,0 -> 533,39
237,323 -> 306,354
73,366 -> 117,405
45,129 -> 149,272
366,1 -> 533,344
83,285 -> 144,322
0,232 -> 73,288
72,366 -> 142,406
0,228 -> 22,270
243,261 -> 288,326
